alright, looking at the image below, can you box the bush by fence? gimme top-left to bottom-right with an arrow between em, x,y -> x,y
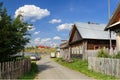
88,57 -> 120,78
0,59 -> 31,79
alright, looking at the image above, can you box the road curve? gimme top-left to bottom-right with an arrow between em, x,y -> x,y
35,55 -> 94,80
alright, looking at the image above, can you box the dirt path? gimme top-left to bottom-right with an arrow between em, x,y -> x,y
35,56 -> 94,80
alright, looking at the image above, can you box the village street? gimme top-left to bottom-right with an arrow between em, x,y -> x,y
34,55 -> 94,80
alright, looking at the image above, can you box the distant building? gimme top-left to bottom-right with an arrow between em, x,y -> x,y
56,48 -> 61,58
38,45 -> 50,49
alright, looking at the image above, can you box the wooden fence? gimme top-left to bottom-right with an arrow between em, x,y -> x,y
84,50 -> 98,60
0,59 -> 31,79
84,48 -> 117,60
88,57 -> 120,78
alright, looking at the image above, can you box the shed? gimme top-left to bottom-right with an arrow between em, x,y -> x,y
60,41 -> 71,60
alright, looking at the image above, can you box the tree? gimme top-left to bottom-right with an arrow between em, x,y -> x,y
0,2 -> 30,61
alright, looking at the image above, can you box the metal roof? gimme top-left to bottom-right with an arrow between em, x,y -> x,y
60,41 -> 69,49
75,22 -> 116,40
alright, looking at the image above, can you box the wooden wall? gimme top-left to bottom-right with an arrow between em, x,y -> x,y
70,41 -> 84,58
87,39 -> 116,50
69,39 -> 116,59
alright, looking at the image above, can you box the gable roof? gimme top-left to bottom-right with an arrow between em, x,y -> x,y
60,41 -> 69,49
105,2 -> 120,30
74,22 -> 116,40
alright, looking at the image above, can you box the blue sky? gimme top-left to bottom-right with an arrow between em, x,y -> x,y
1,0 -> 120,47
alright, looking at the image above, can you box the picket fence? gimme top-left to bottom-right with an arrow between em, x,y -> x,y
0,59 -> 31,79
88,57 -> 120,78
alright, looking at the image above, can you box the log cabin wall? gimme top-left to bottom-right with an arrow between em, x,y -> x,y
60,41 -> 69,59
87,39 -> 116,50
70,40 -> 86,58
62,48 -> 69,60
70,39 -> 116,59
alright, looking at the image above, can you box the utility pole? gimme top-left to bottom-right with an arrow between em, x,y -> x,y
108,0 -> 112,49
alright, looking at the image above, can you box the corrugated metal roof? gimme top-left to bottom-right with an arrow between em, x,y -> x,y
75,22 -> 116,40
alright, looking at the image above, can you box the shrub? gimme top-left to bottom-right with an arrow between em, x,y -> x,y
97,49 -> 110,58
114,51 -> 120,59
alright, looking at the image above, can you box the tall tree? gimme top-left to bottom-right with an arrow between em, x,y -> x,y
0,2 -> 30,61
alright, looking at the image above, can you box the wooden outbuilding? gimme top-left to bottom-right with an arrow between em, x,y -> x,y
60,41 -> 70,60
60,22 -> 116,60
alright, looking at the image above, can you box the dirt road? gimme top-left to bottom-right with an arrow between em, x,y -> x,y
35,56 -> 94,80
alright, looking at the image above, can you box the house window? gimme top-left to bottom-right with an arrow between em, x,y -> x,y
87,44 -> 94,50
94,46 -> 99,50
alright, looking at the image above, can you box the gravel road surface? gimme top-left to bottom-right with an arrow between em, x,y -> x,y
35,56 -> 94,80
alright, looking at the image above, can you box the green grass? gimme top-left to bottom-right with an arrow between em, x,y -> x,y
54,58 -> 118,80
19,62 -> 38,79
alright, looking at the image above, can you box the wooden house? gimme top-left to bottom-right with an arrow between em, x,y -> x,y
60,22 -> 116,60
105,2 -> 120,52
69,22 -> 116,59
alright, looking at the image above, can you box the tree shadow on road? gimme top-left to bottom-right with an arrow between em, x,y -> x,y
37,64 -> 54,73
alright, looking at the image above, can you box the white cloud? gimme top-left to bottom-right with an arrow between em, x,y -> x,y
34,31 -> 40,35
27,25 -> 36,31
15,5 -> 50,22
51,43 -> 58,48
41,38 -> 51,42
34,38 -> 40,42
49,19 -> 61,24
34,38 -> 41,45
53,36 -> 61,40
40,38 -> 51,45
26,38 -> 60,47
26,40 -> 35,47
57,23 -> 73,31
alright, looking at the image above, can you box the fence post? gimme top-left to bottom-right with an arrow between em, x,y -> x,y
0,63 -> 1,79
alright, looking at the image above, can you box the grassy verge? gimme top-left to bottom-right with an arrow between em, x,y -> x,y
54,58 -> 117,80
19,62 -> 38,79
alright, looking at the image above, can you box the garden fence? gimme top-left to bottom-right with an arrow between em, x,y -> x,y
88,57 -> 120,78
0,59 -> 31,79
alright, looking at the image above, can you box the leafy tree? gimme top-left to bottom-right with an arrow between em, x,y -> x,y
0,2 -> 30,61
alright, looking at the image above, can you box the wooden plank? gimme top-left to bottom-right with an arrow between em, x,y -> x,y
0,63 -> 1,78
